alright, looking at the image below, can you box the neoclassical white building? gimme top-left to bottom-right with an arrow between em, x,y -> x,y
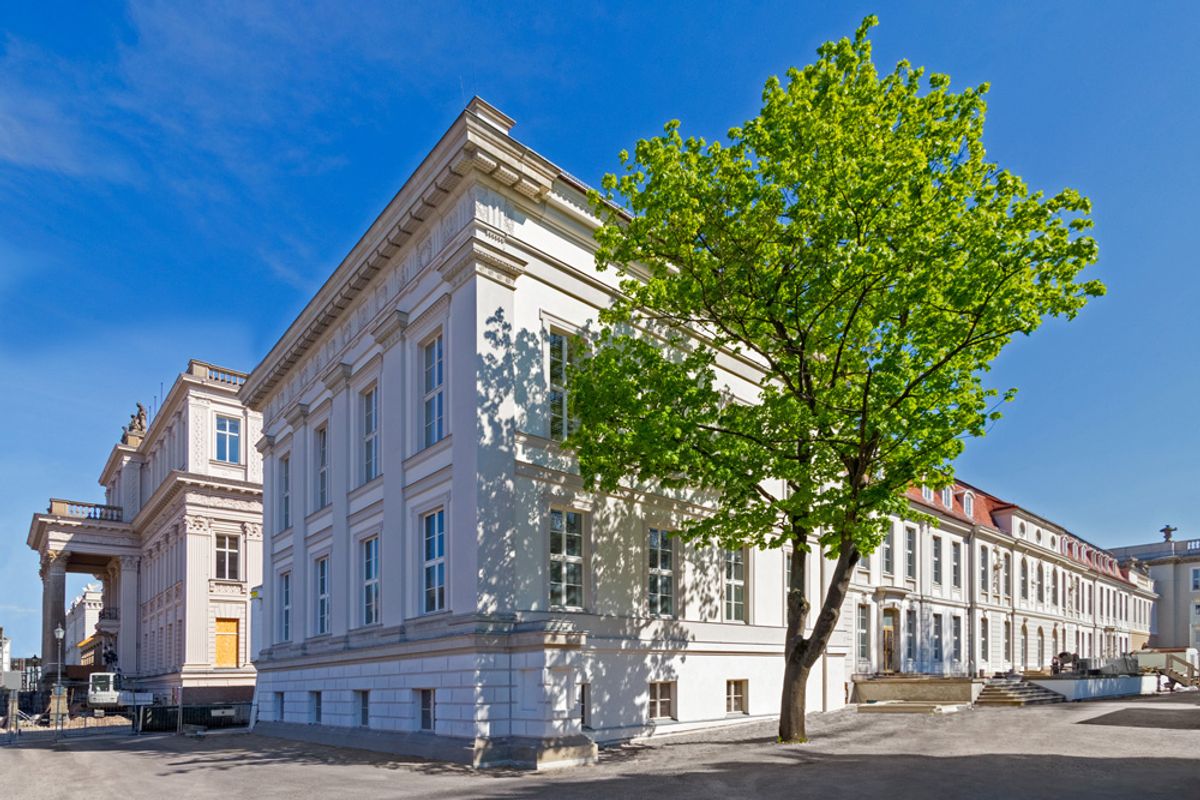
1111,533 -> 1200,650
27,360 -> 264,702
848,482 -> 1155,681
244,99 -> 1155,767
64,583 -> 102,666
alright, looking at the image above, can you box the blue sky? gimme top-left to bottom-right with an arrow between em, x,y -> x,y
1,2 -> 1196,657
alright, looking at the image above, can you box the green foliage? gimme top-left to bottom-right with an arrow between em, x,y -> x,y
571,16 -> 1102,560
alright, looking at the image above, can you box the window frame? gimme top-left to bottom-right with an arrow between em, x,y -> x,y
724,548 -> 748,623
279,454 -> 291,531
963,491 -> 975,518
361,385 -> 380,485
278,571 -> 291,642
932,615 -> 944,662
932,535 -> 942,585
905,527 -> 917,580
362,536 -> 380,626
951,541 -> 962,589
548,507 -> 586,610
882,530 -> 894,576
647,527 -> 675,617
214,414 -> 242,464
418,688 -> 436,731
648,681 -> 675,721
314,425 -> 329,510
422,333 -> 445,449
422,509 -> 447,614
548,329 -> 578,441
214,533 -> 240,581
941,486 -> 953,508
725,679 -> 748,715
315,555 -> 331,635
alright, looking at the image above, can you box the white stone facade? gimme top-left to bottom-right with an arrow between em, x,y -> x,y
27,360 -> 264,701
846,483 -> 1156,683
1111,537 -> 1200,650
242,99 -> 1156,767
64,584 -> 102,665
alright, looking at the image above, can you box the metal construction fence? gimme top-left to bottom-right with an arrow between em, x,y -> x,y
138,702 -> 253,732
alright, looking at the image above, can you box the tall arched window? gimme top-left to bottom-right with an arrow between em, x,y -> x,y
1020,559 -> 1029,599
963,492 -> 975,517
1037,628 -> 1045,666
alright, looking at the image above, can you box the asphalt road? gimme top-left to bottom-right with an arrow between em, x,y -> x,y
3,691 -> 1197,799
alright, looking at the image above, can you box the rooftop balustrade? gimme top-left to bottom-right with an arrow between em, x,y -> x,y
47,498 -> 124,522
188,359 -> 247,387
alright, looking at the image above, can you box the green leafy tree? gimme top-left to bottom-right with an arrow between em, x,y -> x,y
570,16 -> 1102,742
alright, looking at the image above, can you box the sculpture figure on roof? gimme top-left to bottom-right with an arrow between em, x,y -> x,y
121,402 -> 148,443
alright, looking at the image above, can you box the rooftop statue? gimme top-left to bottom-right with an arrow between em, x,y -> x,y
121,402 -> 147,443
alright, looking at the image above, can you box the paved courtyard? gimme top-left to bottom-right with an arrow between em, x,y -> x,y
3,692 -> 1197,799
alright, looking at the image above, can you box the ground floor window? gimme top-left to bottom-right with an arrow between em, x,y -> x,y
418,689 -> 436,731
309,691 -> 322,724
932,615 -> 944,662
356,690 -> 370,727
726,680 -> 748,715
274,691 -> 284,720
579,682 -> 591,728
649,681 -> 675,720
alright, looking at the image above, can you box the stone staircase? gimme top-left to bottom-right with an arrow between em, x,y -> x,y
974,677 -> 1066,707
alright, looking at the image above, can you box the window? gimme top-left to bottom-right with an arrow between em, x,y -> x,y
647,528 -> 674,616
361,387 -> 379,483
278,572 -> 291,642
922,485 -> 933,502
356,690 -> 370,728
648,682 -> 674,720
274,692 -> 285,720
315,556 -> 330,635
951,616 -> 962,662
578,683 -> 591,728
932,615 -> 943,662
1051,570 -> 1059,606
1192,568 -> 1200,591
548,330 -> 577,441
963,492 -> 974,518
549,509 -> 584,609
857,605 -> 870,662
215,415 -> 241,464
905,528 -> 917,579
1037,564 -> 1045,603
1004,620 -> 1012,661
1020,559 -> 1029,600
418,689 -> 436,731
309,691 -> 322,724
882,532 -> 894,575
905,608 -> 916,661
362,537 -> 380,625
725,549 -> 747,622
980,617 -> 989,661
1003,554 -> 1011,596
314,426 -> 328,509
932,536 -> 942,585
279,455 -> 291,530
942,486 -> 953,508
423,510 -> 446,613
726,680 -> 748,715
215,534 -> 240,580
952,542 -> 962,588
979,546 -> 989,593
423,335 -> 444,448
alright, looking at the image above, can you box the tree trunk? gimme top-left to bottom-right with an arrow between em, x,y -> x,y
778,537 -> 860,743
779,655 -> 811,741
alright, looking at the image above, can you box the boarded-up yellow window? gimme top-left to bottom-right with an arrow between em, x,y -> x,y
215,618 -> 239,667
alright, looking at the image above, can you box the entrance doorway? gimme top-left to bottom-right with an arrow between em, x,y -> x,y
881,609 -> 899,673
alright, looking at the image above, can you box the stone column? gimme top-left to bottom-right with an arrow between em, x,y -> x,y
117,555 -> 141,676
40,551 -> 68,686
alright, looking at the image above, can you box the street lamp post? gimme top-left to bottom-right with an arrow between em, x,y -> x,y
53,624 -> 64,741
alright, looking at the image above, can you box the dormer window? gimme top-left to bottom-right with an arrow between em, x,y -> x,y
962,492 -> 974,518
922,485 -> 933,502
942,487 -> 953,508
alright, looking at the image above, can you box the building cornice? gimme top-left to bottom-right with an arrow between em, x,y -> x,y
240,97 -> 558,411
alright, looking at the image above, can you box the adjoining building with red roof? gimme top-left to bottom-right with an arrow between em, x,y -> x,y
843,479 -> 1156,678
